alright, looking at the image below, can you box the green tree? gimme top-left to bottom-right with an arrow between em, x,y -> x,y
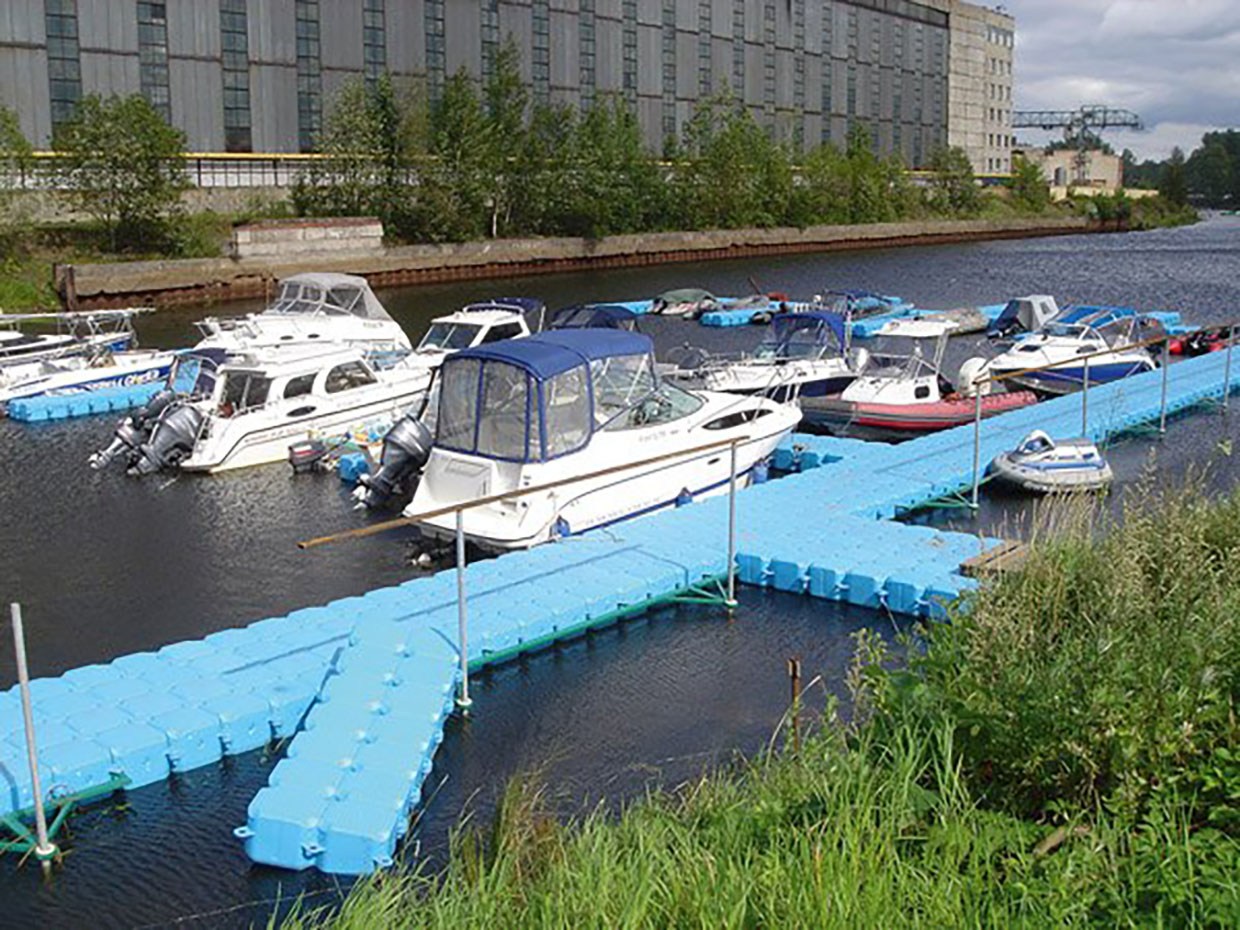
674,90 -> 795,230
1008,153 -> 1050,212
53,94 -> 189,251
1159,146 -> 1189,207
1186,136 -> 1233,207
423,68 -> 492,241
925,145 -> 980,216
0,105 -> 34,257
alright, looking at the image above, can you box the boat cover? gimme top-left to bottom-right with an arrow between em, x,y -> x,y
550,305 -> 639,330
274,273 -> 394,322
450,329 -> 651,381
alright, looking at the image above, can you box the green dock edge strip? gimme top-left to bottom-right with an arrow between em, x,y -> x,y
0,773 -> 132,856
468,572 -> 731,673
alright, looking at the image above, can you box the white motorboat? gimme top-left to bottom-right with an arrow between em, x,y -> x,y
91,345 -> 429,474
666,311 -> 865,403
412,299 -> 532,357
0,309 -> 149,367
973,307 -> 1163,395
194,273 -> 410,358
988,430 -> 1113,493
0,347 -> 177,409
405,328 -> 800,550
801,319 -> 1038,435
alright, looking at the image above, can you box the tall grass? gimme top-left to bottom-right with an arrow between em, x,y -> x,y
286,482 -> 1240,928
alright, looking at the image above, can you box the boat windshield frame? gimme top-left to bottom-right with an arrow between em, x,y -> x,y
435,344 -> 700,463
417,320 -> 485,352
865,332 -> 950,380
168,351 -> 224,399
755,314 -> 846,361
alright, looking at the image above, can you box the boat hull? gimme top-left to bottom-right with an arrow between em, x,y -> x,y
0,352 -> 174,406
414,420 -> 795,551
802,390 -> 1038,433
999,360 -> 1156,395
988,453 -> 1113,493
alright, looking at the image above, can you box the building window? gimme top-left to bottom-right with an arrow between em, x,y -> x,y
846,63 -> 856,117
363,0 -> 386,88
732,0 -> 744,95
425,0 -> 445,102
220,0 -> 252,152
820,2 -> 832,142
45,0 -> 82,133
762,0 -> 775,118
792,0 -> 804,146
137,2 -> 171,122
662,0 -> 676,141
579,0 -> 595,108
295,0 -> 322,151
622,0 -> 637,101
698,0 -> 711,96
532,0 -> 549,105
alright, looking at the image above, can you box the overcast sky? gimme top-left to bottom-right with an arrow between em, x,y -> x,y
1007,0 -> 1239,160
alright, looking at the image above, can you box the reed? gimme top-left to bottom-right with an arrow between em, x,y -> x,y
284,480 -> 1240,928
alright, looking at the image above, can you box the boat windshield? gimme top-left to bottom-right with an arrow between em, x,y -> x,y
1041,321 -> 1092,339
217,371 -> 271,417
755,317 -> 839,361
169,354 -> 220,398
418,322 -> 483,351
268,281 -> 359,316
591,353 -> 657,425
867,336 -> 942,378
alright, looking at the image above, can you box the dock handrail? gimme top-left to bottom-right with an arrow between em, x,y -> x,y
967,321 -> 1236,510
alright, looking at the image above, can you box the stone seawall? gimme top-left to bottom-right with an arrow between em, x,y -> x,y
58,216 -> 1095,309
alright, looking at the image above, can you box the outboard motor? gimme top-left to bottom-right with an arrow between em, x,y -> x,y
354,412 -> 433,509
128,402 -> 206,476
88,388 -> 179,470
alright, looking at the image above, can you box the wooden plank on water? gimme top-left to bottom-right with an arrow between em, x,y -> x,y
960,539 -> 1029,577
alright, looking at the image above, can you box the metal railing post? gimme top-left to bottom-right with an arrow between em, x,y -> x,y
1159,339 -> 1170,435
454,510 -> 472,710
970,385 -> 983,511
1225,326 -> 1235,412
11,604 -> 56,864
1081,355 -> 1090,436
725,439 -> 738,609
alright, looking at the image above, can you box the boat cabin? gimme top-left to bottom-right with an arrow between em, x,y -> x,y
416,306 -> 531,354
199,347 -> 385,420
262,273 -> 393,322
844,318 -> 959,404
434,329 -> 705,463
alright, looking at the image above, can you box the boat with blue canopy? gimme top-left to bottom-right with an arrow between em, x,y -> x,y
549,304 -> 641,331
405,328 -> 799,550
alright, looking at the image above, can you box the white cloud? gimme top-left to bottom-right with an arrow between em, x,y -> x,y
1004,0 -> 1238,160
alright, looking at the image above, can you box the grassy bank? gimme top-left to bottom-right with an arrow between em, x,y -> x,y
286,483 -> 1240,928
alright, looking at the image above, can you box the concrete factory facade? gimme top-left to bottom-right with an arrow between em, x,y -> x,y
0,0 -> 1013,173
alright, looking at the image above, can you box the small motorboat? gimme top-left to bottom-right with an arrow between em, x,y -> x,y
0,309 -> 149,367
404,328 -> 800,550
975,306 -> 1164,395
813,290 -> 911,319
412,299 -> 532,356
0,347 -> 177,410
90,345 -> 429,474
988,430 -> 1113,493
665,311 -> 866,403
651,288 -> 718,317
194,273 -> 411,358
801,319 -> 1038,436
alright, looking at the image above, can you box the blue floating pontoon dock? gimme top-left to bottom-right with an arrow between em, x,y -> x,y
1,348 -> 1236,874
5,382 -> 164,422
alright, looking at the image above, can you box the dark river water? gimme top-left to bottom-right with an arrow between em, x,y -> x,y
0,216 -> 1238,927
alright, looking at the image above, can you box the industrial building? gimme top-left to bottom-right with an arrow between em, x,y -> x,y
0,0 -> 1013,173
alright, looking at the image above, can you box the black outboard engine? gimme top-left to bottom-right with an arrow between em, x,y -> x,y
355,412 -> 433,508
88,388 -> 178,470
128,402 -> 206,476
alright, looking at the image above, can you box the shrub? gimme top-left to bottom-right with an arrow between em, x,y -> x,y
0,105 -> 34,259
52,94 -> 189,252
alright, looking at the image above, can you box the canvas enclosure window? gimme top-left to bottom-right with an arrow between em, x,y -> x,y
438,358 -> 482,452
476,362 -> 531,460
543,365 -> 590,458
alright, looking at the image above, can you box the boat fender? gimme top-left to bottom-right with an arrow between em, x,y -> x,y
752,460 -> 770,484
553,516 -> 571,538
675,488 -> 693,507
356,412 -> 433,509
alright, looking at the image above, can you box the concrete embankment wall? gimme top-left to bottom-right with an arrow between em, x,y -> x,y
58,216 -> 1094,309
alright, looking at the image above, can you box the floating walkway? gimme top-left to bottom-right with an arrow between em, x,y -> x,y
6,383 -> 163,422
0,349 -> 1235,875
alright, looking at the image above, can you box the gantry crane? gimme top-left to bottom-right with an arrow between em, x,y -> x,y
1012,105 -> 1144,185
